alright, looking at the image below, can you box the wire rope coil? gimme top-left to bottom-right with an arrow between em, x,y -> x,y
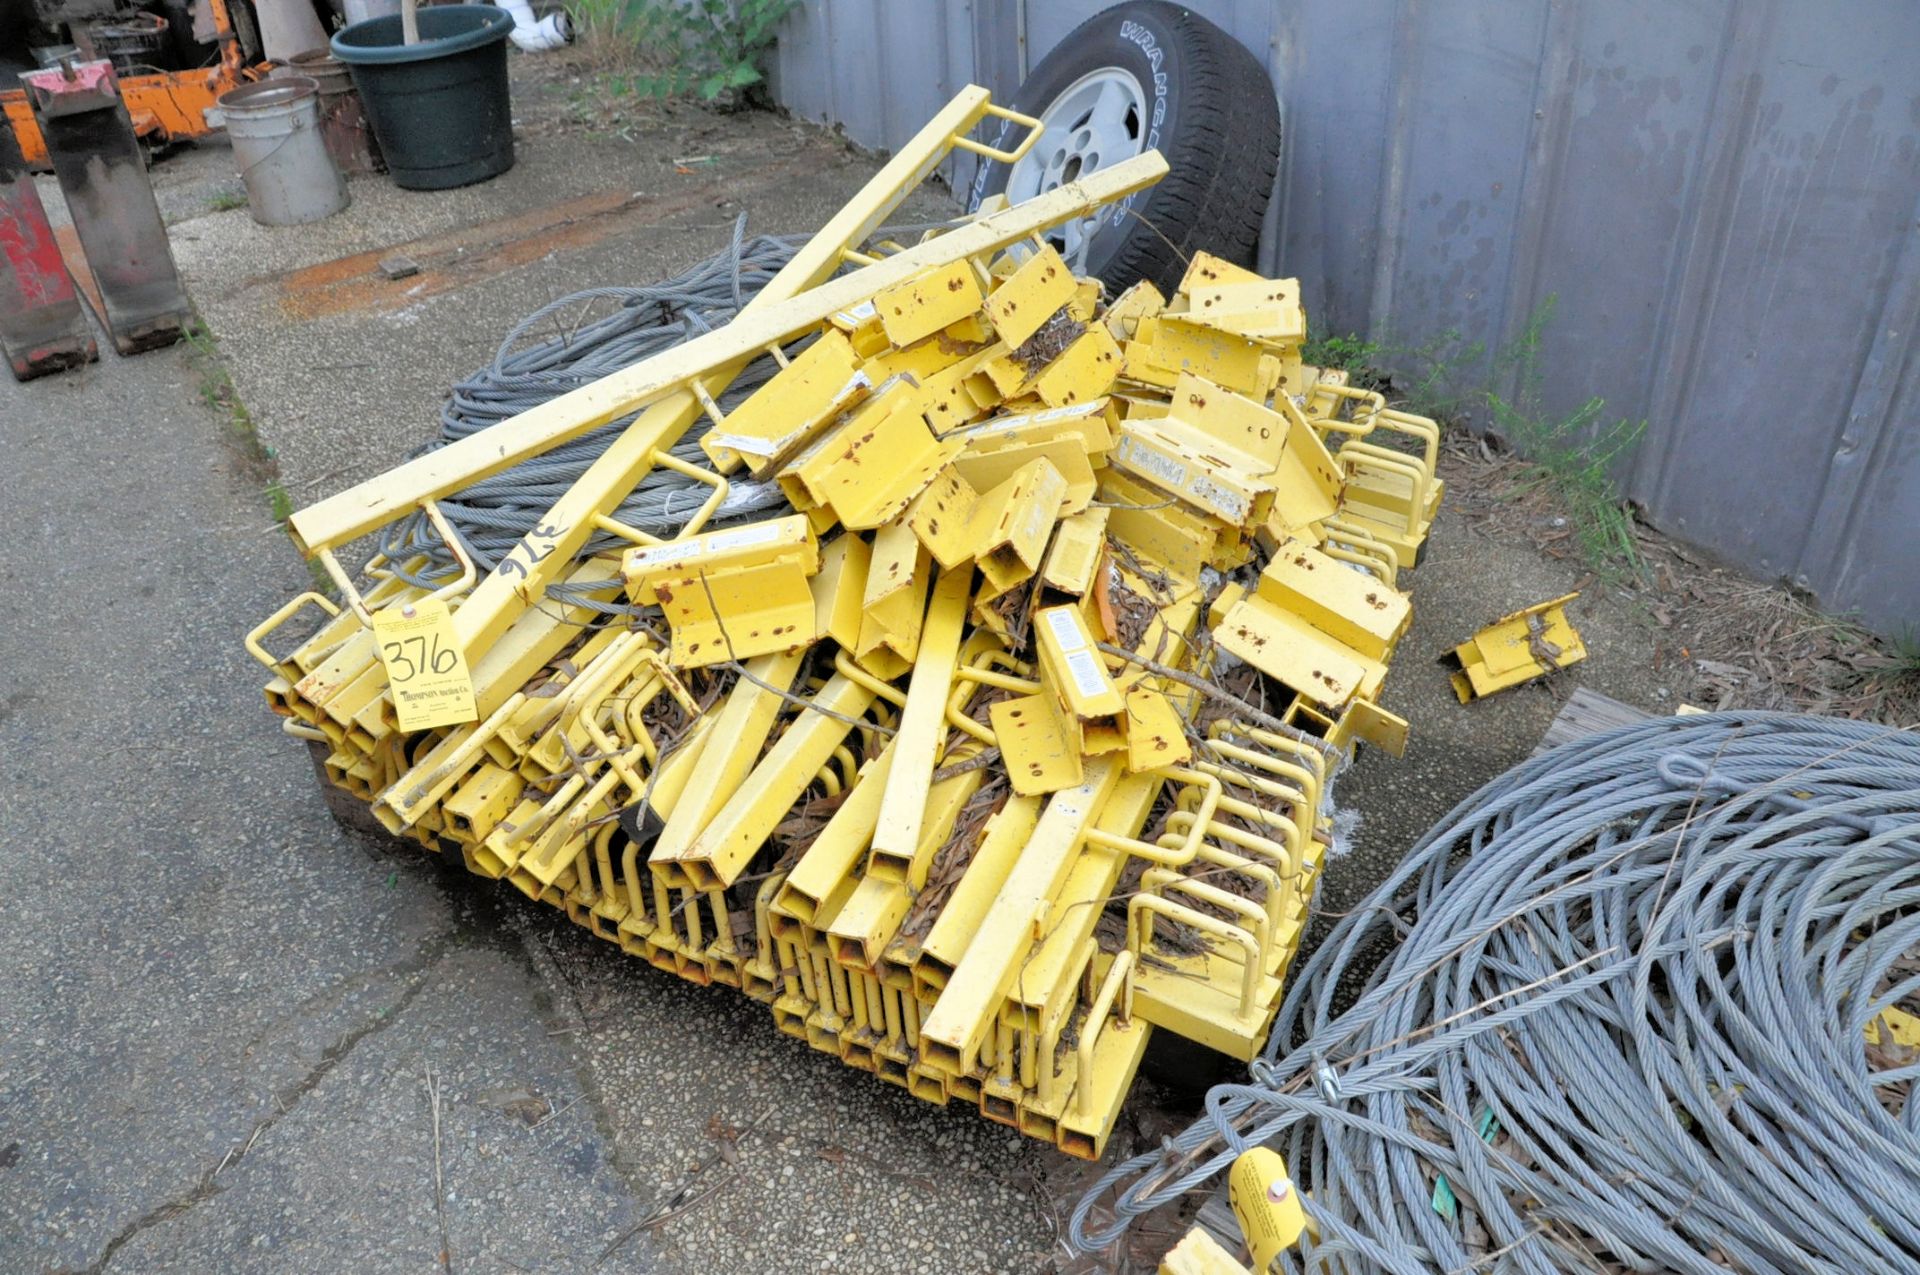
1070,711 -> 1920,1274
375,216 -> 806,609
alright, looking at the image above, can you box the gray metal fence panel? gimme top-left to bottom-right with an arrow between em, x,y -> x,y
770,0 -> 1920,636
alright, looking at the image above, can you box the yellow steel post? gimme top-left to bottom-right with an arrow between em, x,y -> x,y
868,565 -> 973,876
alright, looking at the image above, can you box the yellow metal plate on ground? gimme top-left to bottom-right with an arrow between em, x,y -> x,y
876,260 -> 986,347
1032,326 -> 1123,407
1211,583 -> 1374,711
1258,536 -> 1410,660
1343,696 -> 1410,758
701,328 -> 868,475
623,515 -> 822,667
1111,419 -> 1273,526
970,457 -> 1069,593
1449,592 -> 1587,702
1868,1006 -> 1920,1048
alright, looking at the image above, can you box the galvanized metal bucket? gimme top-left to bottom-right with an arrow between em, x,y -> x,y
215,77 -> 350,226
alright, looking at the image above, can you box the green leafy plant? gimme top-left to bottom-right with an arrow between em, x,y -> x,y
1307,300 -> 1643,574
1300,333 -> 1385,390
581,0 -> 798,107
1304,326 -> 1482,422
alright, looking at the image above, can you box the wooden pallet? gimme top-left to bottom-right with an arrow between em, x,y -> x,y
1531,686 -> 1652,757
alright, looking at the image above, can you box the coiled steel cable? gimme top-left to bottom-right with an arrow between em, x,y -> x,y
376,216 -> 804,609
1070,712 -> 1920,1274
374,213 -> 967,612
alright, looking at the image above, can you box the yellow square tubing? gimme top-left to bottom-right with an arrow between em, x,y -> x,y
867,565 -> 973,876
1005,769 -> 1160,1027
647,648 -> 807,872
672,671 -> 879,890
830,762 -> 986,968
770,758 -> 899,925
910,794 -> 1042,1002
918,755 -> 1123,1077
284,89 -> 1055,673
286,153 -> 1167,675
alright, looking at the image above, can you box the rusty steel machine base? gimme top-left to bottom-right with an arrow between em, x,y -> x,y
0,111 -> 96,380
23,60 -> 191,355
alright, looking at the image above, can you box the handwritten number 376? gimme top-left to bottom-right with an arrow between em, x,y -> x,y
383,633 -> 458,682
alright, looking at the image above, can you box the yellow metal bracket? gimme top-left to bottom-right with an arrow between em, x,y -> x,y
622,515 -> 822,668
1445,592 -> 1587,702
245,591 -> 341,674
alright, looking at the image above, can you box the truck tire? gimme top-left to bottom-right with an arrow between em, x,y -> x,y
967,1 -> 1281,296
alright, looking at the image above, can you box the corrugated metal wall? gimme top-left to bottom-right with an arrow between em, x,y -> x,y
771,1 -> 1920,637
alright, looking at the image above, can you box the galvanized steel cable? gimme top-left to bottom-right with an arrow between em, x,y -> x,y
374,214 -> 967,611
1069,711 -> 1920,1274
376,215 -> 802,609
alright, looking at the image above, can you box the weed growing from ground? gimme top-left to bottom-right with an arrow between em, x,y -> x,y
182,318 -> 330,594
572,0 -> 796,108
1309,299 -> 1642,575
1482,299 -> 1646,575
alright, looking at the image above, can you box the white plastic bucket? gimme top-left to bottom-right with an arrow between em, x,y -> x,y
215,77 -> 350,226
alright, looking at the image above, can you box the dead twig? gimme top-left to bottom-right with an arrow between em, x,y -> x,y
426,1063 -> 452,1274
1094,641 -> 1333,759
597,1109 -> 774,1265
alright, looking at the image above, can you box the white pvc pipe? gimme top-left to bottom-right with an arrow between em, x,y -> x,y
493,0 -> 571,51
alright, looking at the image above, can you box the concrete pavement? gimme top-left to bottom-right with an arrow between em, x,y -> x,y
0,340 -> 666,1272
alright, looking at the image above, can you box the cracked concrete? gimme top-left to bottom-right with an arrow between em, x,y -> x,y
0,340 -> 663,1272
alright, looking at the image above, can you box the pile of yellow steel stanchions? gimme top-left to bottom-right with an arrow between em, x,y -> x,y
245,89 -> 1442,1163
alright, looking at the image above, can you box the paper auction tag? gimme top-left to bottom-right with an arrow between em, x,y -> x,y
372,597 -> 478,731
